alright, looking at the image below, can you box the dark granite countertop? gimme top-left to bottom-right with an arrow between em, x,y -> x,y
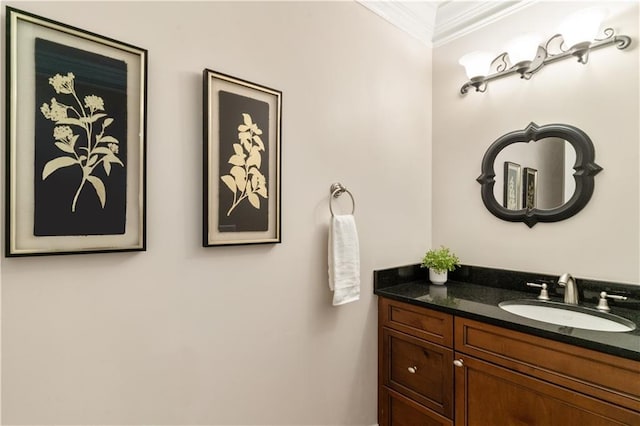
374,264 -> 640,361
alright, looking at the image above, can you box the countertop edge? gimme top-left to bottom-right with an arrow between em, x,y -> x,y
375,287 -> 640,361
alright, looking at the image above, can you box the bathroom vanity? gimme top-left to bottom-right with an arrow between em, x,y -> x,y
374,265 -> 640,425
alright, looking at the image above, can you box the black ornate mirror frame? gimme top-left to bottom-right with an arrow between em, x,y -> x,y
477,122 -> 603,228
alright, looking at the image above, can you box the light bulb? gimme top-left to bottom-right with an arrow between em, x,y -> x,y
505,34 -> 541,65
559,7 -> 607,48
458,51 -> 493,79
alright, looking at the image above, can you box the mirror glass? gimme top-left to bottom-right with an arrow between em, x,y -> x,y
492,138 -> 577,210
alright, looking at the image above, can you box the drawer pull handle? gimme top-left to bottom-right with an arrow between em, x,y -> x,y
453,359 -> 464,368
407,366 -> 418,374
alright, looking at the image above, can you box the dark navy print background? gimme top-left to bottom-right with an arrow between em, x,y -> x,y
218,91 -> 269,233
34,38 -> 127,236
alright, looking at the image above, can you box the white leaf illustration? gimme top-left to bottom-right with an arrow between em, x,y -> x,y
221,175 -> 236,193
87,175 -> 106,207
230,166 -> 246,192
247,151 -> 261,168
228,155 -> 245,166
88,155 -> 99,166
55,142 -> 75,154
92,147 -> 113,156
104,160 -> 112,176
256,186 -> 268,198
70,135 -> 79,149
56,117 -> 84,126
253,135 -> 265,151
98,136 -> 119,144
221,113 -> 268,216
109,154 -> 124,167
103,118 -> 114,128
42,156 -> 78,180
80,113 -> 107,123
248,192 -> 260,209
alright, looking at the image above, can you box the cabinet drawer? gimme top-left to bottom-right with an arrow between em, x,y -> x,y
455,317 -> 640,413
382,327 -> 454,418
380,297 -> 453,347
380,386 -> 453,426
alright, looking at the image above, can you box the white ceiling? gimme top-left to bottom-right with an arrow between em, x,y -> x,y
357,0 -> 537,47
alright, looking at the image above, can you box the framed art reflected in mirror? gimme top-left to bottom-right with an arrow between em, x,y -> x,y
523,167 -> 538,210
503,161 -> 522,210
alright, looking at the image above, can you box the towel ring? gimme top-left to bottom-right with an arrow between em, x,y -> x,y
329,183 -> 355,216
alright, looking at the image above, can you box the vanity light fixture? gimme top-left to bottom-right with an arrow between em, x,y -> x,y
459,8 -> 631,94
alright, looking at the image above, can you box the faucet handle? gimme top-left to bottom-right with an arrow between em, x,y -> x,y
596,291 -> 627,312
526,282 -> 550,301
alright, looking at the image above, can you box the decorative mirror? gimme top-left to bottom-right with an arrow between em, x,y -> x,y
477,122 -> 602,227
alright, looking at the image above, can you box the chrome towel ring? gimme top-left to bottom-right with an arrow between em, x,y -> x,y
329,183 -> 355,216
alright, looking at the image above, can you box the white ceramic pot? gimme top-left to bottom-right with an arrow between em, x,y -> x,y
429,269 -> 448,285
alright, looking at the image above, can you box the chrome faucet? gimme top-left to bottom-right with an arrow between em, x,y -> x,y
558,273 -> 578,304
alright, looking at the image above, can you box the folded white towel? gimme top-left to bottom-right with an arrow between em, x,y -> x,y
328,214 -> 360,306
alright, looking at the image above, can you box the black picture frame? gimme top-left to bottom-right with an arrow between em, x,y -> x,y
5,7 -> 147,256
202,69 -> 282,246
523,167 -> 538,210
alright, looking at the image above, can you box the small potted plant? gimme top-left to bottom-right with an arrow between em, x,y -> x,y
421,246 -> 460,285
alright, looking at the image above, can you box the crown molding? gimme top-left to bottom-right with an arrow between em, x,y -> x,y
433,0 -> 538,47
357,1 -> 438,46
357,1 -> 538,48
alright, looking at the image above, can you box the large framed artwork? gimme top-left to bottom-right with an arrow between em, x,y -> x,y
203,69 -> 281,246
503,161 -> 522,210
6,8 -> 147,256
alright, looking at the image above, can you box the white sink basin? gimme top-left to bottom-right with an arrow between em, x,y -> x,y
499,300 -> 636,332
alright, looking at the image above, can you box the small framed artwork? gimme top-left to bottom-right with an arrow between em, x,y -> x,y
503,161 -> 522,210
523,167 -> 538,209
5,7 -> 147,256
202,69 -> 282,246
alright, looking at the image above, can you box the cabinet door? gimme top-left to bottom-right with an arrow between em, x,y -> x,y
454,353 -> 640,426
382,327 -> 454,418
455,317 -> 640,412
380,386 -> 453,426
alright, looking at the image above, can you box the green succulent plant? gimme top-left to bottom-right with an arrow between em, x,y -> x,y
421,246 -> 460,273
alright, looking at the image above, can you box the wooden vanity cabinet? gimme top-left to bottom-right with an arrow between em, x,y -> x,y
378,297 -> 640,426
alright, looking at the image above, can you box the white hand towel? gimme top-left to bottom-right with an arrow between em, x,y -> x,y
328,214 -> 360,306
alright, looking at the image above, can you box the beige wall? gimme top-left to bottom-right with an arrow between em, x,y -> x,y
432,1 -> 639,284
1,1 -> 432,424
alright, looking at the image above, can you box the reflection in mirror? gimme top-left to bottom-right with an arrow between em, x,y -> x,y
493,138 -> 577,210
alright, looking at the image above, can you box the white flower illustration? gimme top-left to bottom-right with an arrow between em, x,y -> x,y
48,72 -> 75,94
40,72 -> 124,212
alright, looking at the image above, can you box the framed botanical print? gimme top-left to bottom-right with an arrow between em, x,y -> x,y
5,7 -> 147,256
203,69 -> 281,246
